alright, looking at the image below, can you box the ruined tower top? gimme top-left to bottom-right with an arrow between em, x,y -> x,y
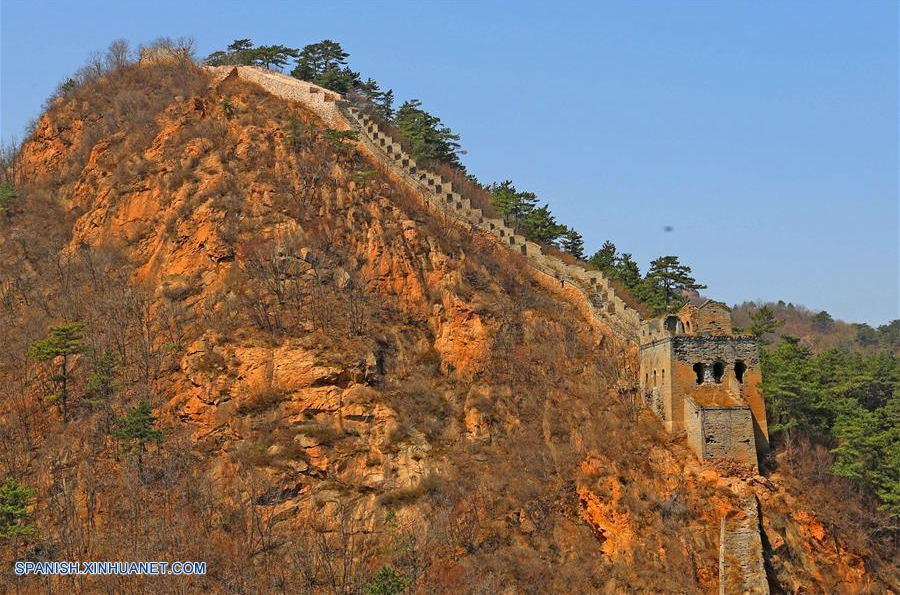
641,300 -> 736,344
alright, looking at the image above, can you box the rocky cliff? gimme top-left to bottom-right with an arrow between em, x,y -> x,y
0,60 -> 894,593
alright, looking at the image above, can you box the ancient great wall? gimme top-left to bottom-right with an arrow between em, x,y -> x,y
207,65 -> 769,594
208,65 -> 644,343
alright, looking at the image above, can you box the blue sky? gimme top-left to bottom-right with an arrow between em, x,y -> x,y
2,0 -> 898,325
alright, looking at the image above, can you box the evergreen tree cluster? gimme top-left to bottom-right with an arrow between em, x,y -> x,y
486,180 -> 584,255
0,478 -> 36,540
854,319 -> 900,350
29,324 -> 166,468
394,99 -> 463,167
206,39 -> 711,309
587,241 -> 705,315
761,337 -> 899,516
205,39 -> 394,120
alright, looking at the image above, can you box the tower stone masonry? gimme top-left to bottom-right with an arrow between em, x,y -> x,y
639,301 -> 768,471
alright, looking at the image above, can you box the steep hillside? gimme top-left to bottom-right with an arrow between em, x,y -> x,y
0,59 -> 895,593
731,301 -> 899,354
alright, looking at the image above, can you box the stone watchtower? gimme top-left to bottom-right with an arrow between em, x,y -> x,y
639,301 -> 768,469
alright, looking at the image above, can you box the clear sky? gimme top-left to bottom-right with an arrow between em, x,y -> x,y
2,0 -> 898,325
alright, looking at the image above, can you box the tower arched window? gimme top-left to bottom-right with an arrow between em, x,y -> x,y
713,361 -> 725,383
735,361 -> 746,383
693,363 -> 704,384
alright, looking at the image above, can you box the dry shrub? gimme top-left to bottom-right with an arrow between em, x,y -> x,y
296,422 -> 344,445
387,380 -> 451,441
779,435 -> 898,566
378,473 -> 443,506
235,386 -> 285,415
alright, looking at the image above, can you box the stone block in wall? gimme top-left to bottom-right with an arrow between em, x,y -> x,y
684,397 -> 704,457
524,241 -> 543,256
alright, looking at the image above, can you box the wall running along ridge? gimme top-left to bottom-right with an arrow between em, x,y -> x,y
339,106 -> 642,342
207,66 -> 642,341
202,65 -> 766,593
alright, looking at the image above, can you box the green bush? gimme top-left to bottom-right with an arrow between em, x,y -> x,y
0,183 -> 17,214
364,565 -> 410,595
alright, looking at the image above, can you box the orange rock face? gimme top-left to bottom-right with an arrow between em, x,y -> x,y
577,483 -> 635,560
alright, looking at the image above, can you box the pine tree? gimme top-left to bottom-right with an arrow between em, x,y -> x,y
520,205 -> 566,245
612,253 -> 643,292
0,478 -> 36,540
749,305 -> 784,345
854,323 -> 879,347
489,181 -> 537,226
831,396 -> 899,514
811,310 -> 835,332
364,566 -> 411,595
588,240 -> 617,273
205,39 -> 256,66
113,399 -> 166,470
0,182 -> 16,214
30,322 -> 86,423
86,349 -> 119,432
394,100 -> 463,166
356,78 -> 395,120
291,40 -> 360,93
253,45 -> 300,71
643,256 -> 706,313
227,39 -> 254,60
560,228 -> 585,259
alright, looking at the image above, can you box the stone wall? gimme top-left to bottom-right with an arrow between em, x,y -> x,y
671,335 -> 759,368
670,336 -> 768,448
342,106 -> 642,341
720,496 -> 769,594
203,65 -> 643,339
694,400 -> 758,467
684,396 -> 704,457
206,66 -> 344,126
639,340 -> 675,430
680,301 -> 733,336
